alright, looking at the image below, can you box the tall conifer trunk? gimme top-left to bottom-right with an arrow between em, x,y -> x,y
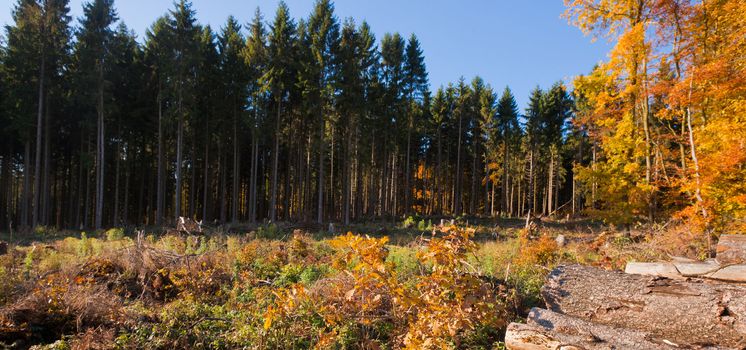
95,59 -> 105,229
32,50 -> 45,228
270,97 -> 281,222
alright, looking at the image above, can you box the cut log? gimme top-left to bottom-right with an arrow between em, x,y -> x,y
505,308 -> 683,350
625,261 -> 746,282
542,265 -> 746,348
675,259 -> 720,276
709,265 -> 746,283
717,234 -> 746,265
625,262 -> 681,279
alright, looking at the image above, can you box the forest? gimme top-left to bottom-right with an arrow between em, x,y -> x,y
0,0 -> 743,348
1,0 -> 743,235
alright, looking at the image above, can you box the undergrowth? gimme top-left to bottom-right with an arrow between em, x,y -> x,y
0,220 -> 692,349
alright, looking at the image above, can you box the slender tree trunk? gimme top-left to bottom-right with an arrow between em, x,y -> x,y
503,141 -> 509,216
156,87 -> 164,226
405,111 -> 412,214
484,161 -> 490,216
354,127 -> 363,220
84,136 -> 92,228
317,104 -> 325,224
436,128 -> 442,215
548,147 -> 554,216
95,59 -> 105,229
174,88 -> 184,222
592,143 -> 597,208
42,93 -> 51,225
75,138 -> 84,227
189,132 -> 196,218
490,178 -> 495,216
232,105 -> 239,224
114,132 -> 121,226
642,57 -> 654,222
249,125 -> 258,223
32,52 -> 45,228
343,114 -> 353,225
528,148 -> 535,214
685,70 -> 709,250
270,97 -> 281,222
203,112 -> 210,222
22,140 -> 31,228
219,144 -> 227,223
123,148 -> 130,225
470,139 -> 478,215
454,112 -> 463,215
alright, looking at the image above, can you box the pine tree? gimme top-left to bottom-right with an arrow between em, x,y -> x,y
380,32 -> 405,215
243,8 -> 267,224
4,0 -> 71,229
402,34 -> 428,213
144,16 -> 171,226
307,0 -> 339,223
264,1 -> 296,222
76,0 -> 117,229
495,87 -> 519,215
167,0 -> 200,222
218,16 -> 249,224
108,23 -> 141,226
478,86 -> 497,215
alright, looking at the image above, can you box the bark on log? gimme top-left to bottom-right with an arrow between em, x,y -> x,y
506,308 -> 687,350
542,265 -> 746,348
625,261 -> 746,282
717,234 -> 746,265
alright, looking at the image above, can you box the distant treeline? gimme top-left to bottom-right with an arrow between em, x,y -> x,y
0,0 -> 614,231
8,0 -> 746,234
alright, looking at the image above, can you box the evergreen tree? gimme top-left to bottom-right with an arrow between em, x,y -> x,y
167,0 -> 200,222
4,0 -> 71,228
243,8 -> 268,224
76,0 -> 117,229
108,23 -> 141,226
478,86 -> 497,215
218,16 -> 249,224
264,1 -> 296,222
143,16 -> 171,226
402,33 -> 428,212
196,25 -> 220,223
307,0 -> 340,223
496,86 -> 519,215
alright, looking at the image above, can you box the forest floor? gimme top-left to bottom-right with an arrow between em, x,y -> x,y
0,216 -> 709,349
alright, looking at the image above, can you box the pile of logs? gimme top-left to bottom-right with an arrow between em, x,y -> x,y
625,234 -> 746,283
506,235 -> 746,349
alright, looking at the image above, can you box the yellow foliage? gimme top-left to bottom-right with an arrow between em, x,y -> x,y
263,227 -> 510,349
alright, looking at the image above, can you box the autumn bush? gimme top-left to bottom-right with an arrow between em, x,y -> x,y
261,226 -> 515,349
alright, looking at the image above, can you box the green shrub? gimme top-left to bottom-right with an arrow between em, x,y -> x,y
387,245 -> 421,277
105,228 -> 125,241
417,219 -> 433,231
299,264 -> 330,286
34,225 -> 58,237
274,263 -> 304,287
256,223 -> 281,239
23,248 -> 34,279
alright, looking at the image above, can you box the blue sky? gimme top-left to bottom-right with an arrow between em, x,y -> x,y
1,0 -> 611,109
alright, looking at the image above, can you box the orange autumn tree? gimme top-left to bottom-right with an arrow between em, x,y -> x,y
668,0 -> 746,233
565,0 -> 659,225
565,0 -> 746,233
